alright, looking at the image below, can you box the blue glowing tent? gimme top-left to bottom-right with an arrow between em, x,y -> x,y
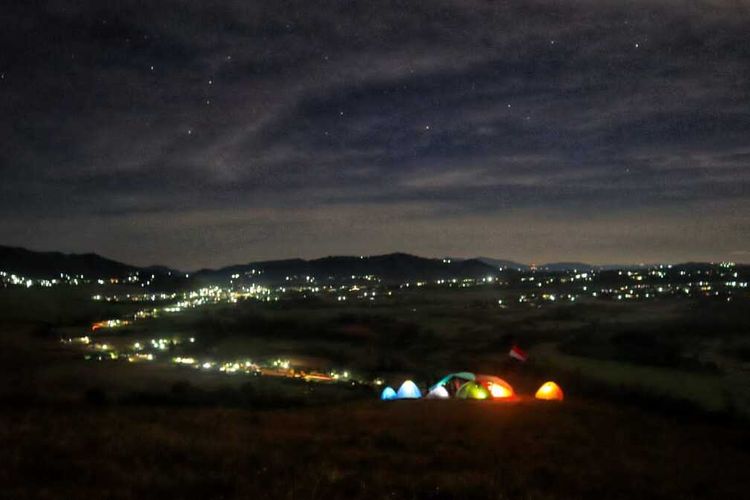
380,386 -> 397,400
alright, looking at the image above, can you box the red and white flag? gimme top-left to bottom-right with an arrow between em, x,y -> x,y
509,345 -> 527,362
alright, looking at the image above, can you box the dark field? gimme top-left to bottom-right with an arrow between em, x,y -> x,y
2,401 -> 749,499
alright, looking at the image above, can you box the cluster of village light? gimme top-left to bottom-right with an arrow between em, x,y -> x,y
0,270 -> 89,288
0,270 -> 165,289
516,280 -> 743,305
0,271 -> 182,289
83,262 -> 748,311
50,260 -> 747,390
60,280 -> 370,387
518,293 -> 578,304
68,331 -> 366,385
400,277 -> 505,289
89,285 -> 273,329
92,291 -> 178,302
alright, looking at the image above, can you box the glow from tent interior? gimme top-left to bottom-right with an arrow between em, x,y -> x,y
430,372 -> 475,392
487,382 -> 513,399
381,386 -> 397,401
396,380 -> 422,399
457,381 -> 490,400
475,375 -> 515,399
535,381 -> 564,401
471,387 -> 489,400
427,385 -> 450,399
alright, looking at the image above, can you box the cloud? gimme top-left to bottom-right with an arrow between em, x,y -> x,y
1,1 -> 749,265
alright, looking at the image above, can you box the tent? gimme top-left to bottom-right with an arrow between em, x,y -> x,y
455,381 -> 491,400
396,380 -> 422,399
380,373 -> 518,401
455,376 -> 515,400
429,372 -> 475,396
380,386 -> 397,400
426,385 -> 450,399
535,381 -> 564,401
475,375 -> 515,399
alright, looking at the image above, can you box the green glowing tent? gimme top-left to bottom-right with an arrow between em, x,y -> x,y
455,381 -> 491,400
429,372 -> 475,396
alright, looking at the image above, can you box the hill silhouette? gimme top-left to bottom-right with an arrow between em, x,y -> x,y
194,252 -> 499,284
0,245 -> 138,279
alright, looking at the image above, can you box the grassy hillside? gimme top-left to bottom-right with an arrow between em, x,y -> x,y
1,400 -> 748,499
1,284 -> 750,498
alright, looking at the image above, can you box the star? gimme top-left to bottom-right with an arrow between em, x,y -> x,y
2,1 -> 746,268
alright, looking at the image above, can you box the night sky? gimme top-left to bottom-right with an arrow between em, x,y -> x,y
2,1 -> 749,270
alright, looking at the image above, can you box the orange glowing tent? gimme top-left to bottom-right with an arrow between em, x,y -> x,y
535,381 -> 564,401
474,375 -> 515,399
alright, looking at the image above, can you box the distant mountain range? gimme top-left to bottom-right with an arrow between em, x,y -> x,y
469,258 -> 642,272
193,253 -> 497,284
537,262 -> 598,272
2,244 -> 738,285
474,257 -> 529,271
0,245 -> 141,279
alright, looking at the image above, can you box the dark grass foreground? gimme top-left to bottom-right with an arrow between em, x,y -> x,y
1,399 -> 748,499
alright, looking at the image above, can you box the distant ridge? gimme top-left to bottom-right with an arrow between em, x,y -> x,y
479,259 -> 652,272
0,245 -> 140,279
4,244 -> 739,284
194,253 -> 499,284
538,262 -> 597,272
475,257 -> 529,271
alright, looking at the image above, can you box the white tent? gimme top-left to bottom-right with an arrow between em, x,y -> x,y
426,385 -> 450,399
396,380 -> 422,399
